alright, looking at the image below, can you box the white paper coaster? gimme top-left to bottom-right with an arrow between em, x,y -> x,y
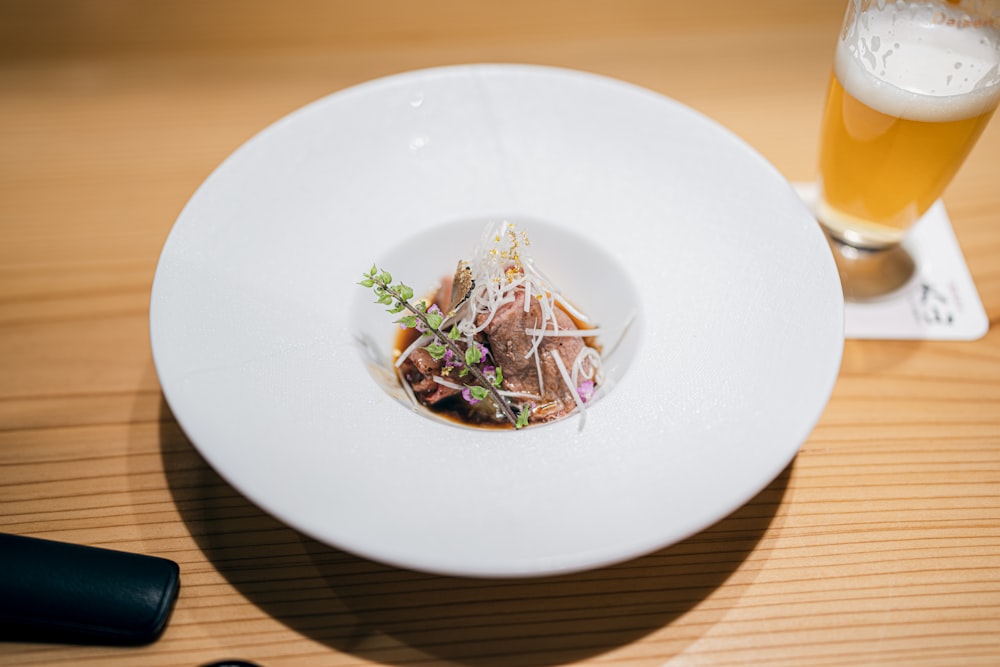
794,182 -> 988,341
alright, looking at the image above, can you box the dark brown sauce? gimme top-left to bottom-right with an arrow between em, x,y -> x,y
416,392 -> 513,429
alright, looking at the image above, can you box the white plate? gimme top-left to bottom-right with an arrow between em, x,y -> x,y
151,64 -> 844,578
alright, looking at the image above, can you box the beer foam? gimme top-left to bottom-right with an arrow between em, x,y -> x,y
835,2 -> 1000,122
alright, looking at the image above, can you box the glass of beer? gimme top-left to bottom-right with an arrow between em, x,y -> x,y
817,0 -> 1000,250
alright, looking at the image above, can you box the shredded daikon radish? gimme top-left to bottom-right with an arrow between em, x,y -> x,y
523,327 -> 611,337
432,376 -> 464,391
497,390 -> 543,400
549,348 -> 587,430
572,346 -> 603,387
533,348 -> 545,396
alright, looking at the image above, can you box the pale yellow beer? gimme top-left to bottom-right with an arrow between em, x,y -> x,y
817,1 -> 1000,248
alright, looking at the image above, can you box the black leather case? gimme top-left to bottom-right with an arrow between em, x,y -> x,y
0,533 -> 180,644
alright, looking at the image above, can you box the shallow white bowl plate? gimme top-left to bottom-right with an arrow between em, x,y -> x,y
151,64 -> 844,578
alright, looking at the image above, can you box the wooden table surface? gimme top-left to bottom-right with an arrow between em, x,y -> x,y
2,1 -> 999,665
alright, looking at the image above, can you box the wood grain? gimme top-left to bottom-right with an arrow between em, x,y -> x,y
2,1 -> 1000,665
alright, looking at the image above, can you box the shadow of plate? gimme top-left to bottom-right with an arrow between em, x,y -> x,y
159,398 -> 789,666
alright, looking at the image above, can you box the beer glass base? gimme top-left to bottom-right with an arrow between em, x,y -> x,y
815,204 -> 909,250
825,234 -> 916,301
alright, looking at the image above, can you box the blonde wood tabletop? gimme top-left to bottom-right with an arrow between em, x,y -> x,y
2,1 -> 999,665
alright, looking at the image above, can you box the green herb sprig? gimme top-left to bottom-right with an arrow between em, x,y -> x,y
361,265 -> 522,428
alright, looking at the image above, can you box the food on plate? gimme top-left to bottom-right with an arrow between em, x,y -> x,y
360,221 -> 604,429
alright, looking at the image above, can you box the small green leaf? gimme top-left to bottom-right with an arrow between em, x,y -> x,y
493,366 -> 504,387
426,343 -> 447,360
465,345 -> 482,366
426,312 -> 443,331
458,367 -> 469,377
516,406 -> 531,429
379,270 -> 392,284
378,294 -> 393,306
448,327 -> 461,340
397,284 -> 414,300
388,302 -> 405,314
397,315 -> 417,329
469,386 -> 489,401
359,278 -> 375,288
369,265 -> 378,278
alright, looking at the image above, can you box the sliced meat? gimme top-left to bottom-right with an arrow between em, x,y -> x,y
399,347 -> 460,405
478,288 -> 589,422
